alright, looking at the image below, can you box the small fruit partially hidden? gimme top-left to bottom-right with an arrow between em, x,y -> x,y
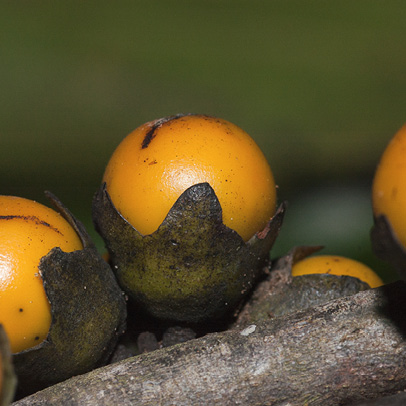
0,196 -> 83,353
372,124 -> 406,249
291,255 -> 383,288
102,114 -> 277,242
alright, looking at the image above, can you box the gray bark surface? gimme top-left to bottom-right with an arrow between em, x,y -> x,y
13,281 -> 406,406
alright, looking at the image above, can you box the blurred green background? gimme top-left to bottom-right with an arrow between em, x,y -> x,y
1,1 -> 405,282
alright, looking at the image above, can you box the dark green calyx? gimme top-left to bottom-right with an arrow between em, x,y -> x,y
13,193 -> 127,397
92,182 -> 285,323
371,214 -> 406,282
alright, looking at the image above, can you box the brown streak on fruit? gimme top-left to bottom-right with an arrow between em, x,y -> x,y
141,113 -> 194,149
0,215 -> 63,235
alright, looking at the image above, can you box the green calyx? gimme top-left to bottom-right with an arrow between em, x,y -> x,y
13,193 -> 127,397
93,182 -> 285,322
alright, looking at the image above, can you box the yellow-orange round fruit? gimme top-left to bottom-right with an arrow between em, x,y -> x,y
103,114 -> 277,242
372,124 -> 406,248
291,255 -> 383,288
0,196 -> 83,353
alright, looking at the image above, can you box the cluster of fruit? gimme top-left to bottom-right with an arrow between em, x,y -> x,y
0,114 -> 404,402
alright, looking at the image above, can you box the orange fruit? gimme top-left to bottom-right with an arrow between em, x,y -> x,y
372,124 -> 406,248
291,255 -> 383,288
103,114 -> 277,242
0,196 -> 83,353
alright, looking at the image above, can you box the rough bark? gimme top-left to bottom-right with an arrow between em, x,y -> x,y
233,246 -> 370,328
353,391 -> 406,406
13,281 -> 406,406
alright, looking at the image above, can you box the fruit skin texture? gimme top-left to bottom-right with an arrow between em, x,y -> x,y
0,196 -> 83,353
103,114 -> 277,242
291,255 -> 383,288
372,124 -> 406,249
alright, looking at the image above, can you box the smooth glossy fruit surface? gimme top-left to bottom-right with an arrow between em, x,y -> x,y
103,114 -> 277,241
372,124 -> 406,248
0,196 -> 83,353
291,255 -> 383,288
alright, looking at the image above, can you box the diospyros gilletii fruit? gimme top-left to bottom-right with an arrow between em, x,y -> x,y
0,195 -> 83,354
291,254 -> 383,288
371,124 -> 406,281
93,114 -> 284,322
234,246 -> 371,328
6,193 -> 127,396
372,124 -> 406,249
101,114 -> 277,242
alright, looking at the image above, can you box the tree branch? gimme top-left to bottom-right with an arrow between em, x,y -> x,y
13,281 -> 406,406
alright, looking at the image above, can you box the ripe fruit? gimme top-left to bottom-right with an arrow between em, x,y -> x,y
94,114 -> 284,321
103,114 -> 277,241
372,124 -> 406,248
0,196 -> 83,353
291,255 -> 383,288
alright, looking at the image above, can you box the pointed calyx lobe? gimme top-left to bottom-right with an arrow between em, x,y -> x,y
92,182 -> 285,322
